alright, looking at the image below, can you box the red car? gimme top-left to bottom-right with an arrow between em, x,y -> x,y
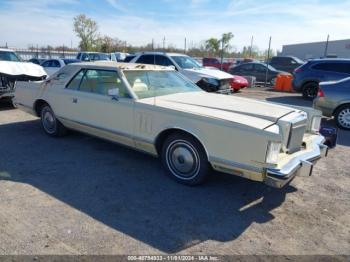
229,75 -> 248,92
203,57 -> 233,72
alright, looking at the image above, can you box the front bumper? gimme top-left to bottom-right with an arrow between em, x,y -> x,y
264,135 -> 328,188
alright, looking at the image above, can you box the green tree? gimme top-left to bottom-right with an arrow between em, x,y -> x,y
205,38 -> 220,55
73,14 -> 99,51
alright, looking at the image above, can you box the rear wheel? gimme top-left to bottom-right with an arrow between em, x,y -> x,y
161,133 -> 211,185
302,82 -> 318,100
40,105 -> 67,137
334,104 -> 350,130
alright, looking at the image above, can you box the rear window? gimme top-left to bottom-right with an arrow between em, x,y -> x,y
312,62 -> 350,74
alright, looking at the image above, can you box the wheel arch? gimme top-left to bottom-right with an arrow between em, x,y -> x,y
333,102 -> 350,116
301,80 -> 319,90
154,128 -> 209,159
33,99 -> 49,116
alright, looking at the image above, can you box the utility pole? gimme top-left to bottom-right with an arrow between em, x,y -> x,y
324,34 -> 330,58
152,39 -> 154,51
264,36 -> 272,87
184,37 -> 187,54
249,36 -> 254,58
163,36 -> 165,50
220,36 -> 224,71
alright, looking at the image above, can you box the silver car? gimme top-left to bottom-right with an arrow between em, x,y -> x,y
314,77 -> 350,130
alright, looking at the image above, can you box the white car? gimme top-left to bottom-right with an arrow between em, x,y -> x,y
131,52 -> 236,94
0,48 -> 46,103
41,58 -> 80,76
14,62 -> 328,187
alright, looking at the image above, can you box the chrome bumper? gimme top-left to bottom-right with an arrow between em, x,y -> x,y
265,135 -> 328,188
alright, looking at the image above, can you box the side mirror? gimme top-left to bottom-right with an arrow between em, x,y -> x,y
108,88 -> 119,100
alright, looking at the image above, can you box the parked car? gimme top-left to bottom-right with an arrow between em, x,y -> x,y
76,52 -> 110,62
0,48 -> 46,104
14,61 -> 328,187
231,75 -> 249,91
292,59 -> 350,99
131,52 -> 237,93
28,58 -> 46,65
202,57 -> 233,72
41,58 -> 80,76
269,56 -> 304,73
314,77 -> 350,130
229,62 -> 286,85
123,54 -> 136,62
109,52 -> 130,62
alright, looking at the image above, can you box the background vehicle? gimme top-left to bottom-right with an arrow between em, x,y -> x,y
229,62 -> 286,85
28,58 -> 45,65
0,48 -> 46,104
131,52 -> 236,93
202,57 -> 233,72
123,54 -> 136,62
230,75 -> 248,91
292,59 -> 350,99
41,58 -> 80,76
269,56 -> 304,73
109,52 -> 130,62
76,52 -> 110,62
14,62 -> 327,188
314,77 -> 350,130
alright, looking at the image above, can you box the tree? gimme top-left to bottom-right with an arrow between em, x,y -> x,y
205,38 -> 220,55
221,32 -> 234,53
73,14 -> 99,51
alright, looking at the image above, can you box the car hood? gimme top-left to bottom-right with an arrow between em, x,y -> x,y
184,67 -> 233,80
0,61 -> 47,80
140,92 -> 297,130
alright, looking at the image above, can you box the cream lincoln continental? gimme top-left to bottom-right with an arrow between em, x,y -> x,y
14,61 -> 328,188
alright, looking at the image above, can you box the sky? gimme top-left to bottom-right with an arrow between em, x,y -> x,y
0,0 -> 349,52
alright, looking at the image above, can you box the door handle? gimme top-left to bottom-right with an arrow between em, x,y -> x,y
72,98 -> 78,103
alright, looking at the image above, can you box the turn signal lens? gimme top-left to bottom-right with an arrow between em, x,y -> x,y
317,88 -> 325,97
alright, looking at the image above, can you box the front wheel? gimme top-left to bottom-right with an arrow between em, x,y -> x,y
161,133 -> 211,185
334,104 -> 350,130
40,105 -> 67,137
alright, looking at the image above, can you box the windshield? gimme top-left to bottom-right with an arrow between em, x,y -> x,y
123,70 -> 202,99
0,51 -> 21,62
171,56 -> 202,69
89,53 -> 109,61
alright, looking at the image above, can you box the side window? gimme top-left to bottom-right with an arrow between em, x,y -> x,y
79,70 -> 130,97
136,55 -> 156,64
67,70 -> 85,90
155,55 -> 174,66
52,60 -> 61,67
81,54 -> 89,61
255,64 -> 266,72
313,63 -> 350,73
241,64 -> 254,71
42,60 -> 51,67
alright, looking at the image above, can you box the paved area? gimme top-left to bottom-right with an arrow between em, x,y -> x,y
0,90 -> 349,255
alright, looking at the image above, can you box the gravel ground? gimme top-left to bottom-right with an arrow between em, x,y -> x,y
0,89 -> 349,255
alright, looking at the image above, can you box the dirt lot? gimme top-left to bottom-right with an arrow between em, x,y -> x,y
0,89 -> 349,255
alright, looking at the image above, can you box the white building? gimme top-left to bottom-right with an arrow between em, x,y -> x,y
281,39 -> 350,60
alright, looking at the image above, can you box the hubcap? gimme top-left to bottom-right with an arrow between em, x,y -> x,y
338,108 -> 350,128
166,141 -> 200,179
306,86 -> 317,98
42,109 -> 56,133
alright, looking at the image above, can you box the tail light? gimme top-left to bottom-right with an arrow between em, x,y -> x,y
318,87 -> 325,97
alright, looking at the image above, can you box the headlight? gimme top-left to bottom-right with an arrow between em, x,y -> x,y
203,77 -> 219,86
311,116 -> 322,133
266,141 -> 282,164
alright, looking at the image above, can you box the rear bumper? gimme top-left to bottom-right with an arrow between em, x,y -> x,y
264,135 -> 328,188
313,98 -> 334,117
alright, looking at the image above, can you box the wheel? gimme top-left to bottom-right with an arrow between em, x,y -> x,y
334,104 -> 350,130
40,105 -> 67,137
161,133 -> 211,185
10,97 -> 17,108
302,82 -> 318,100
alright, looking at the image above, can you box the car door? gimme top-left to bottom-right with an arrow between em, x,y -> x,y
58,68 -> 135,147
42,60 -> 58,76
253,64 -> 268,81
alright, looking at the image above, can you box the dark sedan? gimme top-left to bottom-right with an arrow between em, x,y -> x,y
314,77 -> 350,130
229,62 -> 285,85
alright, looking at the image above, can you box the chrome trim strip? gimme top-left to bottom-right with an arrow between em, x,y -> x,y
209,156 -> 263,173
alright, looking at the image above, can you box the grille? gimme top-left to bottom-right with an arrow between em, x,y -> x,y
287,122 -> 307,153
